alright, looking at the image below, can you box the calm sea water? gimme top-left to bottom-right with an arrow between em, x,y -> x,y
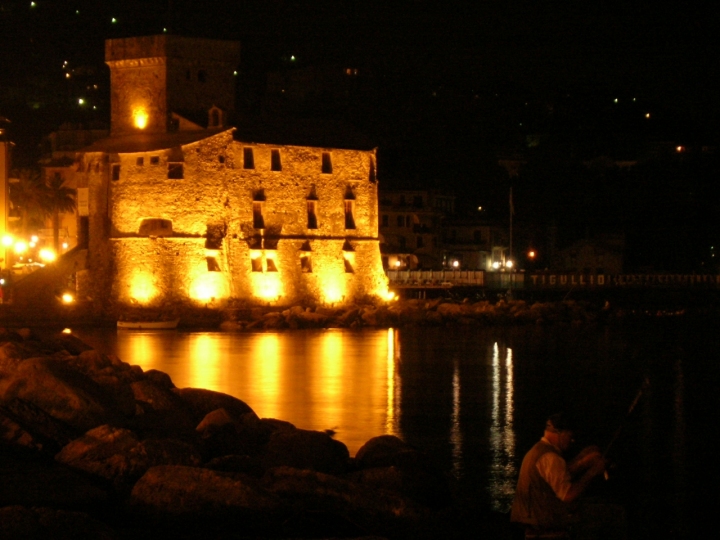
72,318 -> 720,539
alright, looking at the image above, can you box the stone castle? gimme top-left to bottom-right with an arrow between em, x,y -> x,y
73,35 -> 388,309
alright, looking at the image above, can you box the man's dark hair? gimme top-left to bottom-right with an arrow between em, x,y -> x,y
546,412 -> 575,432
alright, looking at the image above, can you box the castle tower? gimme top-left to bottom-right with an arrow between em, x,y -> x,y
105,35 -> 241,136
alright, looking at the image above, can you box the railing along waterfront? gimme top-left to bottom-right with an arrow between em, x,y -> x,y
387,270 -> 720,289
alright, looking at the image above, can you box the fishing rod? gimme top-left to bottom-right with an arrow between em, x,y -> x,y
603,376 -> 650,459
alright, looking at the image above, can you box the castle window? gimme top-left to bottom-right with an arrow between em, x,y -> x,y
321,152 -> 332,174
271,149 -> 282,171
111,164 -> 120,181
253,201 -> 265,229
417,236 -> 424,248
307,200 -> 318,229
300,254 -> 312,273
369,157 -> 376,183
206,257 -> 221,272
198,70 -> 207,83
243,148 -> 255,169
150,156 -> 160,165
344,200 -> 356,230
139,218 -> 173,237
251,253 -> 263,272
168,163 -> 184,179
396,215 -> 404,227
219,155 -> 225,164
266,257 -> 278,272
136,157 -> 144,166
343,240 -> 355,273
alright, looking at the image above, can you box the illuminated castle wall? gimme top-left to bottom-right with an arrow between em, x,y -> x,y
76,36 -> 387,308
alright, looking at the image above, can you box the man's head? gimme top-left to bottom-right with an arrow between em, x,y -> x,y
544,413 -> 575,452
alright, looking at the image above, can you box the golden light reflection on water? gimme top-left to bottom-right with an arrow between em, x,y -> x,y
113,329 -> 400,454
385,328 -> 400,435
248,333 -> 282,419
488,342 -> 517,511
451,358 -> 462,477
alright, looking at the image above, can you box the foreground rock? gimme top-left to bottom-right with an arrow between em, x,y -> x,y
1,329 -> 459,538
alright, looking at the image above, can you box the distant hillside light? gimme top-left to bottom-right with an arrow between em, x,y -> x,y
78,98 -> 85,105
112,18 -> 117,24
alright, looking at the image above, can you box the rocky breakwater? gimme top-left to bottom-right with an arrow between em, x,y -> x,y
220,298 -> 600,331
0,328 -> 455,539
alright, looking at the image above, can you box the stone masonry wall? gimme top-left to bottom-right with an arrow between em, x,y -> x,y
89,130 -> 387,309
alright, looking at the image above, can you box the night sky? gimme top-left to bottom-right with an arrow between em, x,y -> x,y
2,1 -> 719,271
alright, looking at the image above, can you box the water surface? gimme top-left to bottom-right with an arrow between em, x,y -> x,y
73,320 -> 720,539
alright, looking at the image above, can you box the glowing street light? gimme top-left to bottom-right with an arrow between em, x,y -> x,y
14,240 -> 28,254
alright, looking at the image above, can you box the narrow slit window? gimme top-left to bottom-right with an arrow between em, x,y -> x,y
344,200 -> 356,229
321,152 -> 332,174
271,149 -> 282,171
136,157 -> 144,166
300,254 -> 312,273
206,257 -> 221,272
307,200 -> 318,229
252,201 -> 265,229
111,164 -> 121,181
251,254 -> 263,272
243,148 -> 255,169
369,157 -> 376,183
344,256 -> 354,273
266,258 -> 278,272
168,163 -> 184,179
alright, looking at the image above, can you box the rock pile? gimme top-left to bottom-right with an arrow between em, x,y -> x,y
0,329 -> 452,539
220,298 -> 600,331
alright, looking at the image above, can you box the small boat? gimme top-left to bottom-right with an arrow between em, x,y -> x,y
117,319 -> 180,330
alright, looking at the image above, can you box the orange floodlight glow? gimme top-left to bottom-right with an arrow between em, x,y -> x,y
133,109 -> 149,130
130,272 -> 157,304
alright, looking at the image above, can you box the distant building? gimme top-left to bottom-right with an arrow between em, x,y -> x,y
378,190 -> 454,270
442,219 -> 509,271
553,235 -> 625,274
66,35 -> 387,309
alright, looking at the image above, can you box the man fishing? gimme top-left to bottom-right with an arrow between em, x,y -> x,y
510,413 -> 607,536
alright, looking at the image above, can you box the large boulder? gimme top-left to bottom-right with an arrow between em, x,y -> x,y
130,465 -> 282,517
56,425 -> 201,490
262,466 -> 423,535
0,398 -> 77,453
261,427 -> 350,475
130,380 -> 196,435
172,387 -> 254,425
0,444 -> 110,510
354,435 -> 452,508
0,506 -> 118,540
195,408 -> 272,461
0,356 -> 135,432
